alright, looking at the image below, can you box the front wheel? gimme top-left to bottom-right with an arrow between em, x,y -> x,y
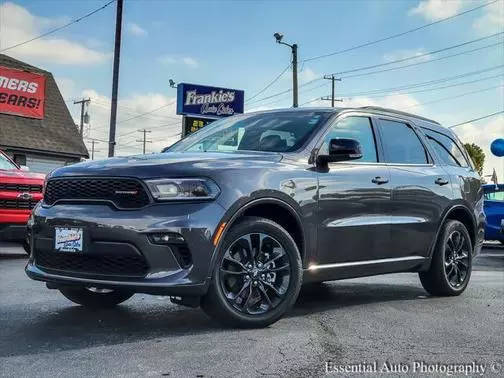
419,220 -> 472,296
201,217 -> 303,328
59,287 -> 134,308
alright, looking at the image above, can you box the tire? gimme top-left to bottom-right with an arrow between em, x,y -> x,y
419,220 -> 472,296
201,216 -> 303,328
59,287 -> 134,308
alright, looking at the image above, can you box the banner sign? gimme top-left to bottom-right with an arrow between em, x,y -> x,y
0,66 -> 46,119
177,83 -> 244,118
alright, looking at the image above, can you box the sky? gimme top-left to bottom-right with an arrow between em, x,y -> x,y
0,0 -> 502,179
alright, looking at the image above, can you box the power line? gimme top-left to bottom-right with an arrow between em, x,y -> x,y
91,99 -> 179,120
245,64 -> 291,103
341,41 -> 503,79
449,111 -> 504,128
403,85 -> 504,110
356,73 -> 504,99
247,39 -> 503,106
339,65 -> 504,97
302,0 -> 500,62
0,0 -> 116,53
327,32 -> 503,77
90,100 -> 178,133
112,100 -> 176,124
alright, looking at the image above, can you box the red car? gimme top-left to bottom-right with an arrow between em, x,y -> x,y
0,150 -> 45,242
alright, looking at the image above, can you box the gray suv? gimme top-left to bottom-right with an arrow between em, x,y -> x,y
26,107 -> 485,327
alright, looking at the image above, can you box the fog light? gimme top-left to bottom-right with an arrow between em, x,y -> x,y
149,233 -> 185,244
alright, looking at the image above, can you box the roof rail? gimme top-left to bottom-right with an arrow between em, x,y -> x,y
358,106 -> 440,125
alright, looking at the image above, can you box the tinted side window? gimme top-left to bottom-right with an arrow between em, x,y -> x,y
422,129 -> 469,167
320,116 -> 377,162
378,119 -> 427,164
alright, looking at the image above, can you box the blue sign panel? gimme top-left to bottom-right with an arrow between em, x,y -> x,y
176,83 -> 244,118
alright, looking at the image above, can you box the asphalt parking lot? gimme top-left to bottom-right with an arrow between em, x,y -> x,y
1,243 -> 503,377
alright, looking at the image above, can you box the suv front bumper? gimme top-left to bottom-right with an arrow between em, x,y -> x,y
25,201 -> 226,296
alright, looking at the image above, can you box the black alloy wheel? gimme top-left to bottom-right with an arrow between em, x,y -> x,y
219,232 -> 291,315
201,216 -> 302,328
419,220 -> 472,296
444,229 -> 470,289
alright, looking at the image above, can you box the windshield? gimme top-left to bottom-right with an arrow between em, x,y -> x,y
166,111 -> 332,153
0,153 -> 18,170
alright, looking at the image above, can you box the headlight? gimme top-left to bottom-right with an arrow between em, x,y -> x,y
145,178 -> 220,201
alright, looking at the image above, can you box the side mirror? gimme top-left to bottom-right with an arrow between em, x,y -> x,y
20,165 -> 30,172
317,138 -> 362,165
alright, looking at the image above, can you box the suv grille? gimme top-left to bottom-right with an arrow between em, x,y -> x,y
0,183 -> 43,192
0,199 -> 39,209
35,250 -> 149,278
44,178 -> 150,209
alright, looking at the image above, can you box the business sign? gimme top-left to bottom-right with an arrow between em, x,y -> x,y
0,66 -> 46,119
177,83 -> 244,118
184,116 -> 215,135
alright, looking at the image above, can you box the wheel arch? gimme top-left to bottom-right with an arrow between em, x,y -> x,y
209,196 -> 307,278
429,204 -> 477,258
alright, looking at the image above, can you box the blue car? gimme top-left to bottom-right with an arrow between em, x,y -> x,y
483,184 -> 504,244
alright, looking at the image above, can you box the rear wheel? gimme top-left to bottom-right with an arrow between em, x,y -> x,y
59,287 -> 134,308
201,217 -> 302,328
419,220 -> 472,296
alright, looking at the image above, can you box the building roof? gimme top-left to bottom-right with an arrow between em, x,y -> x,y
0,54 -> 89,158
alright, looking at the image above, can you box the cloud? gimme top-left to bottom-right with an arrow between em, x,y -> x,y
340,93 -> 423,110
0,2 -> 110,65
383,48 -> 432,63
473,1 -> 504,35
126,22 -> 147,37
75,90 -> 181,159
409,0 -> 464,21
453,114 -> 504,181
55,77 -> 77,100
298,67 -> 319,84
158,55 -> 199,68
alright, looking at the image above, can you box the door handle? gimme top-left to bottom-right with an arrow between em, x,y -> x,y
435,177 -> 449,186
372,176 -> 389,185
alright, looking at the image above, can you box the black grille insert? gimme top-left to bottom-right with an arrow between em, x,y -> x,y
0,183 -> 43,192
44,178 -> 150,209
35,250 -> 149,278
0,199 -> 39,209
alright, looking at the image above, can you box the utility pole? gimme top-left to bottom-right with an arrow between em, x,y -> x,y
292,44 -> 298,108
89,140 -> 100,160
108,0 -> 123,157
74,98 -> 90,136
322,75 -> 342,107
136,129 -> 152,154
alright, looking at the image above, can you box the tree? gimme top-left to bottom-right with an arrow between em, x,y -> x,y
464,143 -> 485,175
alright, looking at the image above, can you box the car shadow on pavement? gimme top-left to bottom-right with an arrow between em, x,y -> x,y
291,280 -> 427,317
2,279 -> 428,358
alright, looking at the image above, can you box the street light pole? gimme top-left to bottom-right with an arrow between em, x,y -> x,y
274,33 -> 298,108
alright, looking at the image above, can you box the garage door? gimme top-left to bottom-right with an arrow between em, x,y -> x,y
26,156 -> 66,174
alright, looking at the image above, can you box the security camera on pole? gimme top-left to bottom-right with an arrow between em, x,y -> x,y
274,32 -> 298,108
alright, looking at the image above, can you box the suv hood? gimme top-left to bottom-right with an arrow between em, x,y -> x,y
49,151 -> 283,179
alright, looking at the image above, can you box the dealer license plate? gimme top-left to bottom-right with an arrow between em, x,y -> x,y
54,227 -> 84,252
